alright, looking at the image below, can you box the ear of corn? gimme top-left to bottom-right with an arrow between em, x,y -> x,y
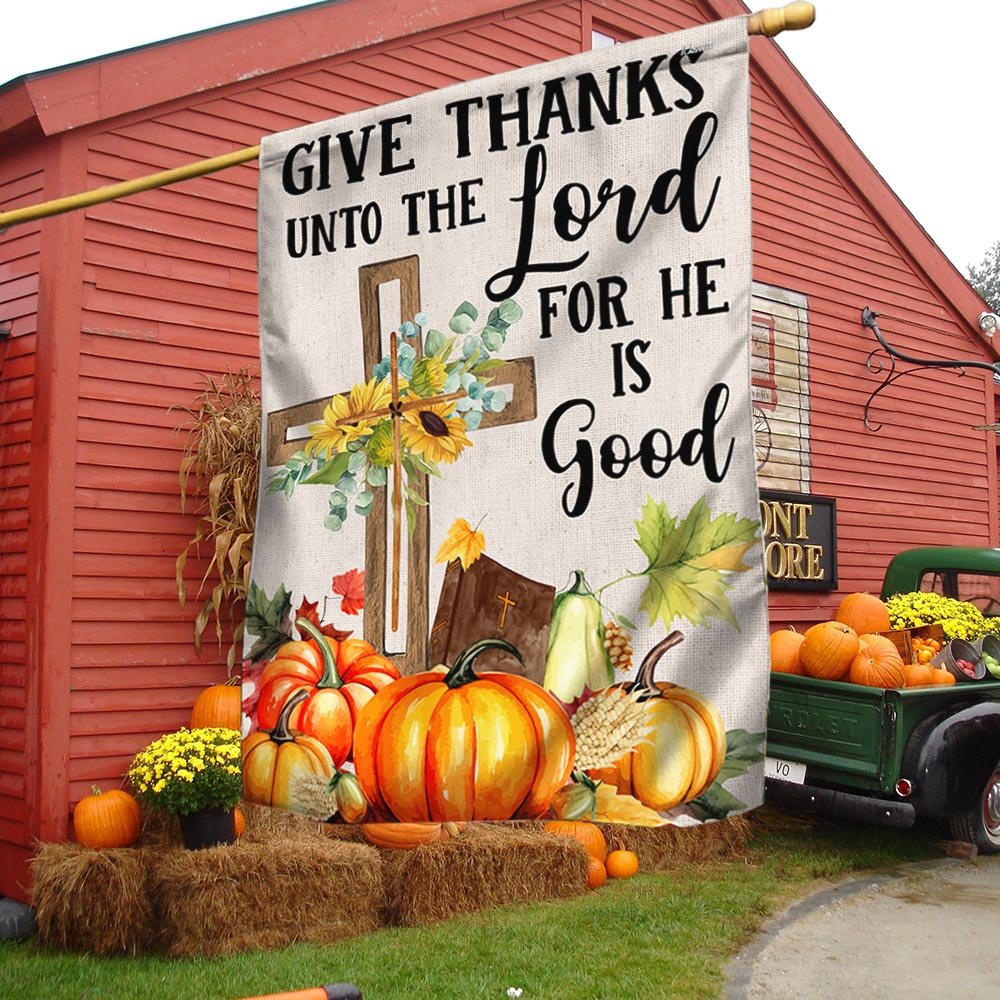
604,620 -> 634,673
571,687 -> 651,772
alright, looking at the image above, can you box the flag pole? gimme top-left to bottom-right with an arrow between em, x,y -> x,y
0,3 -> 814,234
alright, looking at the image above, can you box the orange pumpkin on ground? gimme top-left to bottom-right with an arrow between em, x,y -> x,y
587,857 -> 607,889
353,638 -> 575,822
543,820 -> 608,862
190,678 -> 241,730
903,663 -> 936,688
243,689 -> 335,811
835,592 -> 891,636
73,786 -> 142,849
361,822 -> 465,849
605,849 -> 639,879
849,634 -> 906,689
800,622 -> 859,681
255,618 -> 400,766
592,633 -> 726,812
770,629 -> 805,674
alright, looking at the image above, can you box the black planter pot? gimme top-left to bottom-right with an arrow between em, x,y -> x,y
178,807 -> 237,850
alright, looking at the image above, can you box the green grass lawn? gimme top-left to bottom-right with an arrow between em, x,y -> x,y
0,815 -> 939,1000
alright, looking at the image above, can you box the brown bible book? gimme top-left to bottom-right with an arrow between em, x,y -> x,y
428,555 -> 555,685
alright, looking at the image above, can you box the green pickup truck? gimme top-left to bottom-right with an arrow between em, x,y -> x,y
766,547 -> 1000,852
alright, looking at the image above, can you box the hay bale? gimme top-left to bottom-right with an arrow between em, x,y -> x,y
239,801 -> 328,843
148,837 -> 382,956
378,823 -> 588,927
598,815 -> 751,871
32,844 -> 155,955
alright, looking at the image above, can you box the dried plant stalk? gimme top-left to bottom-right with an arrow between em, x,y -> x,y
571,687 -> 651,772
175,370 -> 261,670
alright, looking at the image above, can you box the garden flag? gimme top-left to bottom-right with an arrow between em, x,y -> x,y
245,16 -> 769,828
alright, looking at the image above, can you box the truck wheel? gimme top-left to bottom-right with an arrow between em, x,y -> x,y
949,766 -> 1000,854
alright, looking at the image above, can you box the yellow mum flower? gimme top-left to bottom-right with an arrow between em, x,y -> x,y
306,378 -> 391,459
401,401 -> 471,466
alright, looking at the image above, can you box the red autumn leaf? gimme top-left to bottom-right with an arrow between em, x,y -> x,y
295,595 -> 352,642
333,568 -> 365,616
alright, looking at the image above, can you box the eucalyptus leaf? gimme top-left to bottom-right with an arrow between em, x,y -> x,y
450,313 -> 475,335
367,464 -> 388,487
348,450 -> 367,475
497,299 -> 522,324
355,490 -> 375,515
424,328 -> 445,355
324,513 -> 344,532
453,301 -> 478,321
481,327 -> 503,353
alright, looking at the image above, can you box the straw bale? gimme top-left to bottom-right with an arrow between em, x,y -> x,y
598,815 -> 751,871
378,823 -> 589,927
31,843 -> 155,955
239,801 -> 330,843
148,837 -> 382,956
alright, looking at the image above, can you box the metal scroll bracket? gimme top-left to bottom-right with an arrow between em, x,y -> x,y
861,307 -> 1000,432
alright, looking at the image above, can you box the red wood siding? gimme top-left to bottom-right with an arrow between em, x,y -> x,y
0,151 -> 42,896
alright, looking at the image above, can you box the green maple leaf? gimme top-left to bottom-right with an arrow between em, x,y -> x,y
688,729 -> 765,820
244,581 -> 293,663
635,495 -> 759,630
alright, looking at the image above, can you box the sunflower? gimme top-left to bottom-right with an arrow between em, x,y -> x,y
306,378 -> 391,459
401,401 -> 472,465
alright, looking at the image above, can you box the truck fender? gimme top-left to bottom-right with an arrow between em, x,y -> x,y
903,701 -> 1000,818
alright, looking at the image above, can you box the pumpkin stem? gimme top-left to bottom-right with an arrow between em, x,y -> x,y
271,688 -> 310,744
444,638 -> 523,689
630,630 -> 685,700
91,785 -> 103,797
296,617 -> 342,689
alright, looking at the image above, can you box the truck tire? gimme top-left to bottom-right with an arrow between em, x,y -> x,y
949,765 -> 1000,854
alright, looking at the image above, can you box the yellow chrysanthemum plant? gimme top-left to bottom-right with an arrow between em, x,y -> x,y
267,299 -> 522,534
127,728 -> 243,816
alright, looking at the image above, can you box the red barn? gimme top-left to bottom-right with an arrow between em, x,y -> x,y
0,0 -> 994,900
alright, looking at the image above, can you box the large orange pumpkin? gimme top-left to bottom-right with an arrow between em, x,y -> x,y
361,821 -> 465,849
255,618 -> 400,766
243,688 -> 335,811
598,632 -> 726,812
353,638 -> 575,822
190,679 -> 241,730
73,786 -> 142,849
800,622 -> 859,681
835,592 -> 891,636
770,629 -> 805,674
849,634 -> 906,689
543,820 -> 608,862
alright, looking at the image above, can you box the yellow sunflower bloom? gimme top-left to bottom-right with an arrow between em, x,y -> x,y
306,378 -> 392,459
401,402 -> 472,466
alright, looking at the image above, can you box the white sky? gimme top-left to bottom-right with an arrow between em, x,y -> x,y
3,1 -> 997,274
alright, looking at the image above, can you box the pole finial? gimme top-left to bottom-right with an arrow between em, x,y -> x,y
748,2 -> 816,37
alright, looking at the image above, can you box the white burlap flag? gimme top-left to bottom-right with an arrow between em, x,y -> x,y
245,16 -> 768,828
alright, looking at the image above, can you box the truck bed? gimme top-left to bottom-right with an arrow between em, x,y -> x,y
767,673 -> 1000,794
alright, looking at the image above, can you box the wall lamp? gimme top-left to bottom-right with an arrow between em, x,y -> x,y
861,307 -> 1000,432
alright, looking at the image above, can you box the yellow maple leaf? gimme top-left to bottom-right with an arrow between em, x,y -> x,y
435,518 -> 486,570
593,782 -> 664,827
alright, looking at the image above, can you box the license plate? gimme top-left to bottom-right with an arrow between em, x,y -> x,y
765,756 -> 807,784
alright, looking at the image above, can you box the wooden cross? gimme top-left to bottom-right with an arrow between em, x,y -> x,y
496,590 -> 517,630
265,255 -> 538,673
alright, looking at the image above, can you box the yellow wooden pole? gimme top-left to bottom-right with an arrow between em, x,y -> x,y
0,4 -> 814,234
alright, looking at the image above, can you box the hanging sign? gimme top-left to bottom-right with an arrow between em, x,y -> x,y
246,16 -> 768,829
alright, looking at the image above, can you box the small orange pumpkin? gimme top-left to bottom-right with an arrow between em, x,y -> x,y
73,786 -> 142,849
801,622 -> 859,681
543,820 -> 608,862
770,628 -> 805,674
835,592 -> 891,636
903,662 -> 935,688
929,667 -> 956,686
849,634 -> 906,689
605,849 -> 639,879
586,857 -> 607,889
233,806 -> 246,838
190,679 -> 241,730
361,822 -> 465,849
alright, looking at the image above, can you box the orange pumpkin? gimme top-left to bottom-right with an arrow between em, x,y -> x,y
190,679 -> 241,730
770,628 -> 805,674
605,849 -> 639,879
543,820 -> 608,862
835,592 -> 891,635
243,689 -> 335,811
587,857 -> 607,889
801,621 -> 859,681
361,821 -> 465,849
256,618 -> 400,766
73,786 -> 142,849
930,667 -> 956,686
233,806 -> 246,838
903,662 -> 936,688
353,639 -> 575,822
849,634 -> 906,689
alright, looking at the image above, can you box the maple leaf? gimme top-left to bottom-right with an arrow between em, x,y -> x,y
435,517 -> 486,570
296,595 -> 352,642
332,568 -> 365,616
635,496 -> 758,631
592,783 -> 663,827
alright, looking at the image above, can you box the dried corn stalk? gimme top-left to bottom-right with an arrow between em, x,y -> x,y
571,687 -> 651,772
